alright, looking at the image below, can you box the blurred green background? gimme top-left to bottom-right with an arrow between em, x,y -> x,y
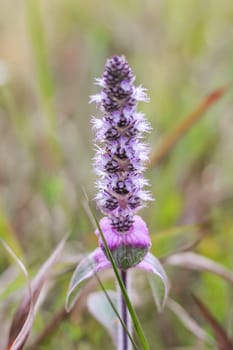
0,0 -> 233,349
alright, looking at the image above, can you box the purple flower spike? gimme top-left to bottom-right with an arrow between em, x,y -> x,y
91,55 -> 152,268
92,59 -> 151,217
66,56 -> 169,334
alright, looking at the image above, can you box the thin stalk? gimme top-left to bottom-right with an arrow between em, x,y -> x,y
90,209 -> 150,350
87,206 -> 150,350
118,270 -> 132,350
94,270 -> 138,350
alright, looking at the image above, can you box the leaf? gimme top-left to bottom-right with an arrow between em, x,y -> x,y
137,253 -> 169,311
0,239 -> 32,350
5,238 -> 66,350
87,291 -> 118,343
192,294 -> 233,350
164,252 -> 233,284
149,84 -> 230,167
65,248 -> 111,311
167,298 -> 213,343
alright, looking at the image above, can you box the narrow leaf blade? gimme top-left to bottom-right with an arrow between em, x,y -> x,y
165,252 -> 233,284
167,298 -> 213,343
192,294 -> 233,350
150,84 -> 230,167
0,239 -> 32,350
6,238 -> 66,350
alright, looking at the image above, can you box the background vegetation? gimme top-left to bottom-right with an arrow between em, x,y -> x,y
0,0 -> 233,349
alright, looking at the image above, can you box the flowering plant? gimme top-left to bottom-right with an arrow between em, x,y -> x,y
66,56 -> 169,350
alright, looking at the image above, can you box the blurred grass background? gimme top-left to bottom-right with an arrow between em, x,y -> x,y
0,0 -> 233,349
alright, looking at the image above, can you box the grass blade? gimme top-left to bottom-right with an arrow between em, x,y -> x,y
192,294 -> 233,350
1,238 -> 66,350
149,84 -> 231,167
0,239 -> 32,350
167,298 -> 213,343
164,252 -> 233,284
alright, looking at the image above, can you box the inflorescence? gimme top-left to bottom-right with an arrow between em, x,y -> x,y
90,55 -> 152,268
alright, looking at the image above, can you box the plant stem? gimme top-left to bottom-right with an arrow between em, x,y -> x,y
119,270 -> 132,350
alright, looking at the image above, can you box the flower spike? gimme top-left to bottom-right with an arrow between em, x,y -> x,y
66,57 -> 169,341
90,55 -> 153,268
